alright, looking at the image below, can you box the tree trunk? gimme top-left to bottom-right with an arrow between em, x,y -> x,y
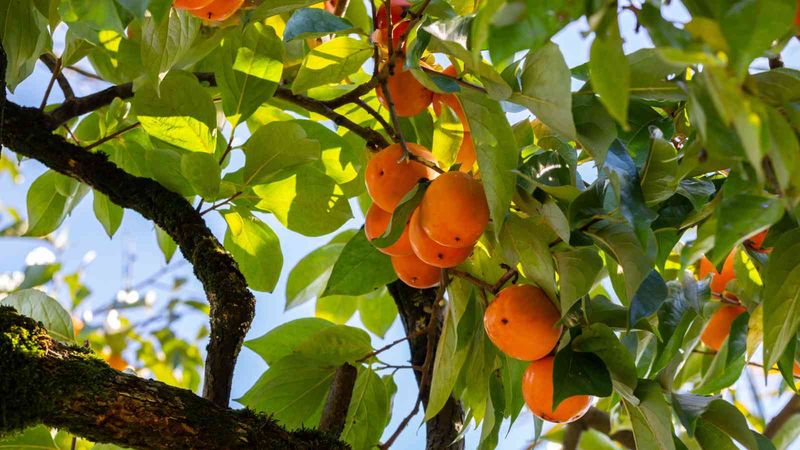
0,306 -> 347,450
387,281 -> 465,450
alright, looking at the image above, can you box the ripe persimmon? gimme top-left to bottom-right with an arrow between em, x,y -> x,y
391,253 -> 440,288
419,171 -> 489,248
365,203 -> 413,256
455,133 -> 476,172
432,66 -> 470,131
106,354 -> 128,371
365,143 -> 437,212
794,361 -> 800,377
484,284 -> 562,361
700,304 -> 747,351
697,251 -> 736,296
372,20 -> 409,51
408,209 -> 472,268
189,0 -> 243,21
746,230 -> 771,253
376,61 -> 433,117
173,0 -> 215,10
522,356 -> 591,423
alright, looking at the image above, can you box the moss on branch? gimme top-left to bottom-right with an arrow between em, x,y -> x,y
0,307 -> 348,450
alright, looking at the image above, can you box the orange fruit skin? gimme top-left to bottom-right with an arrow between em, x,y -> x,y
698,251 -> 736,295
455,133 -> 476,172
173,0 -> 215,10
365,143 -> 437,212
700,304 -> 747,352
408,209 -> 473,268
376,64 -> 433,117
419,171 -> 489,248
746,230 -> 771,253
365,203 -> 413,256
106,354 -> 128,371
189,0 -> 243,21
794,361 -> 800,377
391,253 -> 441,288
522,356 -> 591,423
372,20 -> 409,51
483,284 -> 562,361
375,0 -> 410,29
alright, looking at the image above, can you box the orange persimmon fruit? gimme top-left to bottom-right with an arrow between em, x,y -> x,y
697,251 -> 736,296
700,304 -> 747,352
188,0 -> 243,21
408,209 -> 473,268
419,171 -> 489,248
365,203 -> 414,256
376,61 -> 433,117
173,0 -> 215,10
365,143 -> 437,212
391,253 -> 440,289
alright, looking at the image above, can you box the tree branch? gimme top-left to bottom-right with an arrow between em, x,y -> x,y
764,394 -> 800,439
319,363 -> 358,437
386,281 -> 465,450
39,53 -> 75,101
0,307 -> 346,450
44,73 -> 390,149
0,70 -> 251,406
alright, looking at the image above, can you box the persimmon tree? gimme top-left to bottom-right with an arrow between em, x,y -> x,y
1,0 -> 800,448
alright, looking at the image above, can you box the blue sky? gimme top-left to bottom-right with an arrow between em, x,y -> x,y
2,3 -> 799,448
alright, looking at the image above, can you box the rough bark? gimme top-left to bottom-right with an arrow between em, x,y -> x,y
0,68 -> 251,407
319,363 -> 359,437
0,306 -> 347,450
764,395 -> 800,439
387,281 -> 465,450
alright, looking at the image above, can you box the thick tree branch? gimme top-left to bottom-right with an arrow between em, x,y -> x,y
44,72 -> 390,149
386,281 -> 465,449
764,394 -> 800,439
0,69 -> 251,406
0,307 -> 346,450
319,363 -> 358,436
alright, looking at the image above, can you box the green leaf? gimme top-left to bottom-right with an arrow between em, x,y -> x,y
762,229 -> 800,368
286,243 -> 345,310
223,210 -> 283,293
589,18 -> 629,126
245,317 -> 335,365
623,380 -> 676,450
316,295 -> 358,324
370,181 -> 427,249
293,324 -> 372,366
641,135 -> 678,206
18,264 -> 61,290
237,354 -> 334,428
673,393 -> 758,449
242,121 -> 320,186
283,8 -> 356,41
586,219 -> 655,302
499,214 -> 557,301
630,270 -> 669,326
572,323 -> 638,396
694,316 -> 747,395
92,191 -> 124,238
252,0 -> 319,19
0,289 -> 74,342
25,171 -> 85,237
510,42 -> 576,139
155,225 -> 177,263
552,340 -> 612,408
291,37 -> 372,93
180,152 -> 221,200
133,71 -> 217,153
0,425 -> 58,449
214,23 -> 284,126
341,368 -> 390,450
145,147 -> 195,196
0,0 -> 49,91
711,194 -> 783,266
555,247 -> 603,314
460,89 -> 519,234
357,288 -> 397,338
140,9 -> 198,86
252,164 -> 352,237
322,230 -> 397,297
719,0 -> 795,77
572,94 -> 618,165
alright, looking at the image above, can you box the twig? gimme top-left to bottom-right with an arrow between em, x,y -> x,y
353,98 -> 398,140
40,58 -> 61,110
84,122 -> 140,151
63,64 -> 104,81
199,192 -> 243,216
450,265 -> 518,295
332,0 -> 349,16
379,270 -> 449,449
764,395 -> 800,438
374,364 -> 422,371
40,54 -> 75,102
357,328 -> 426,363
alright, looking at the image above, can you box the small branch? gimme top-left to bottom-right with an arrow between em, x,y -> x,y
764,395 -> 800,438
332,0 -> 349,16
450,265 -> 518,295
353,97 -> 398,140
318,363 -> 358,437
40,54 -> 75,102
380,271 -> 449,449
357,329 -> 424,363
199,192 -> 243,216
768,55 -> 784,69
84,122 -> 141,151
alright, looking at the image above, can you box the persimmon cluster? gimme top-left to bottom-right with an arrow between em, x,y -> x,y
484,285 -> 591,423
173,0 -> 244,22
365,144 -> 489,288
